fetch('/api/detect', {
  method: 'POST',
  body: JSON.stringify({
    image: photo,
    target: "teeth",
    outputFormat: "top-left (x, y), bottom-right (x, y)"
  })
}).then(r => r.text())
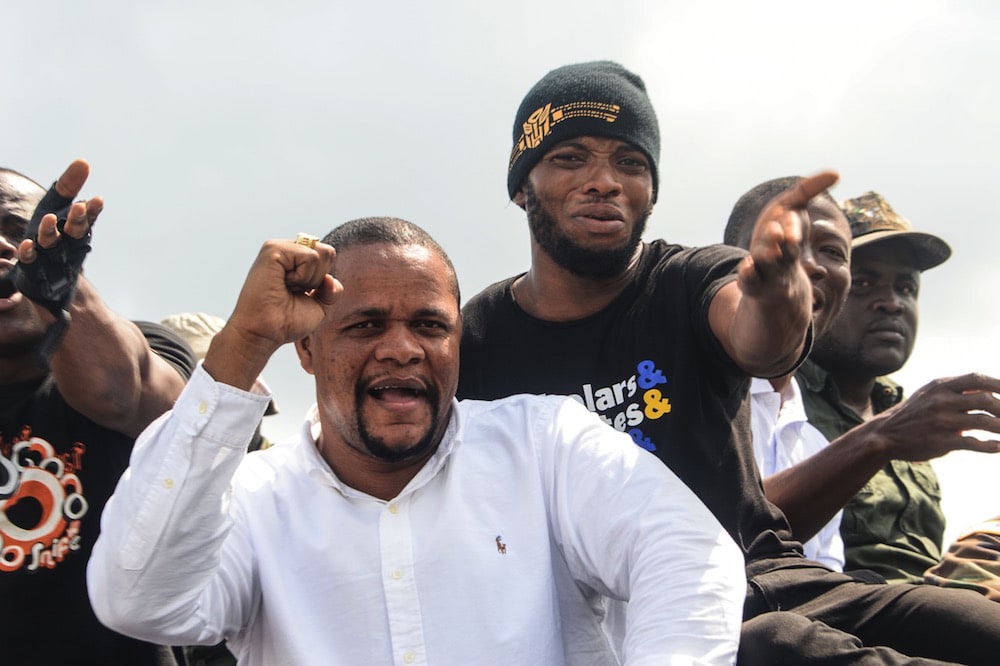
top-left (371, 386), bottom-right (421, 396)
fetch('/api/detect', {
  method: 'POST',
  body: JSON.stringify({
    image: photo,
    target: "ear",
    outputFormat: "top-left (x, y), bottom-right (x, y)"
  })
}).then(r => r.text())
top-left (512, 188), bottom-right (526, 209)
top-left (295, 335), bottom-right (316, 375)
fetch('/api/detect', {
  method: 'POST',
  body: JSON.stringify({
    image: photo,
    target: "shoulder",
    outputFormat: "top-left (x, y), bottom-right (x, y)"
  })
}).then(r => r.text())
top-left (457, 393), bottom-right (602, 438)
top-left (232, 436), bottom-right (303, 489)
top-left (462, 276), bottom-right (518, 315)
top-left (457, 394), bottom-right (635, 459)
top-left (457, 392), bottom-right (577, 424)
top-left (640, 241), bottom-right (742, 297)
top-left (795, 359), bottom-right (831, 395)
top-left (460, 276), bottom-right (520, 341)
top-left (645, 239), bottom-right (745, 267)
top-left (133, 320), bottom-right (197, 380)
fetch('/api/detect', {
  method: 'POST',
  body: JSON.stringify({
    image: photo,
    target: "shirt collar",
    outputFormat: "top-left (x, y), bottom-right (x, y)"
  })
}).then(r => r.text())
top-left (797, 359), bottom-right (904, 414)
top-left (298, 400), bottom-right (462, 501)
top-left (796, 359), bottom-right (833, 396)
top-left (751, 376), bottom-right (807, 425)
top-left (871, 376), bottom-right (904, 412)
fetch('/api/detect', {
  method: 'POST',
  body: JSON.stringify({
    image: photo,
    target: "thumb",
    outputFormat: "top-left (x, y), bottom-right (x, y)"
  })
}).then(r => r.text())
top-left (313, 275), bottom-right (343, 307)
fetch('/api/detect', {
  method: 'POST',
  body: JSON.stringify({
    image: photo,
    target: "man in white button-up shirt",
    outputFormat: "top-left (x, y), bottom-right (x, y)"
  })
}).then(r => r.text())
top-left (87, 217), bottom-right (744, 665)
top-left (748, 376), bottom-right (844, 570)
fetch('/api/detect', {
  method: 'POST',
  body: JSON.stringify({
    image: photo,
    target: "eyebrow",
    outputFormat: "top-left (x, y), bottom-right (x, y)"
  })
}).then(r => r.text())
top-left (1, 213), bottom-right (29, 241)
top-left (548, 139), bottom-right (642, 154)
top-left (548, 140), bottom-right (589, 152)
top-left (348, 306), bottom-right (454, 320)
top-left (812, 228), bottom-right (848, 244)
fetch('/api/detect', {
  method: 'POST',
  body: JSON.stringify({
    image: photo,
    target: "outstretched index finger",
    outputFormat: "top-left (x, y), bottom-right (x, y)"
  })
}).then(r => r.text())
top-left (772, 170), bottom-right (840, 209)
top-left (54, 159), bottom-right (91, 200)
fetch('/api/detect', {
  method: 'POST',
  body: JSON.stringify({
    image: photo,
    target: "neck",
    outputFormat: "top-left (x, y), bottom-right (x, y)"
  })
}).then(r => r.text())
top-left (768, 374), bottom-right (793, 394)
top-left (513, 246), bottom-right (640, 321)
top-left (317, 434), bottom-right (438, 501)
top-left (826, 371), bottom-right (877, 421)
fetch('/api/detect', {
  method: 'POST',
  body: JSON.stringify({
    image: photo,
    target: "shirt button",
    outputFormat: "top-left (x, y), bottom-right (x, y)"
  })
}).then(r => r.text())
top-left (391, 569), bottom-right (403, 580)
top-left (198, 401), bottom-right (208, 414)
top-left (403, 652), bottom-right (416, 664)
top-left (388, 504), bottom-right (399, 514)
top-left (163, 478), bottom-right (174, 489)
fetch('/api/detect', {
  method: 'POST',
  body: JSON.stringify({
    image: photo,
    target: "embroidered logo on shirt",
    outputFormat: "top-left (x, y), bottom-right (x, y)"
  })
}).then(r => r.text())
top-left (496, 535), bottom-right (507, 555)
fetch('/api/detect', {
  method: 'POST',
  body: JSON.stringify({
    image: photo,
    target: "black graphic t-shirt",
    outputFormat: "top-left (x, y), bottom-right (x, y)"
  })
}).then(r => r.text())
top-left (459, 240), bottom-right (807, 571)
top-left (0, 323), bottom-right (191, 665)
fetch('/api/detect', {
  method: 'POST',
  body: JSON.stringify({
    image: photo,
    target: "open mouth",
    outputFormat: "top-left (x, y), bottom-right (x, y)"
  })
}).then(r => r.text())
top-left (0, 270), bottom-right (18, 300)
top-left (370, 386), bottom-right (425, 400)
top-left (367, 378), bottom-right (428, 404)
top-left (574, 204), bottom-right (624, 223)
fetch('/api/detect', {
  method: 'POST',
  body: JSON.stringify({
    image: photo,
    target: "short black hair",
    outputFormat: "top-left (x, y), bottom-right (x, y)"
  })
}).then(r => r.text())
top-left (322, 217), bottom-right (460, 304)
top-left (723, 177), bottom-right (803, 250)
top-left (724, 176), bottom-right (840, 252)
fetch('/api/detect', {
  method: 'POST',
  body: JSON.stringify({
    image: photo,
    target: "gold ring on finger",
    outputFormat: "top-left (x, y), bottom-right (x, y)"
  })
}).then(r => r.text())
top-left (294, 233), bottom-right (319, 249)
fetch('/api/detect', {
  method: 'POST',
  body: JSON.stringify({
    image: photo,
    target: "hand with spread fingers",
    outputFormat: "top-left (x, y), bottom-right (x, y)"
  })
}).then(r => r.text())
top-left (710, 170), bottom-right (841, 378)
top-left (11, 159), bottom-right (105, 363)
top-left (15, 159), bottom-right (103, 302)
top-left (864, 373), bottom-right (1000, 460)
top-left (738, 170), bottom-right (840, 299)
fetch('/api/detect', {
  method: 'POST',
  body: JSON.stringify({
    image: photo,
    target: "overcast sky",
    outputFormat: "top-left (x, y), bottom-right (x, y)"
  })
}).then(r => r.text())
top-left (5, 0), bottom-right (998, 544)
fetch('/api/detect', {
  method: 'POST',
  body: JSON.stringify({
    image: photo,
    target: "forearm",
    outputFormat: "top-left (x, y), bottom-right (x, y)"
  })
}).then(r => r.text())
top-left (88, 366), bottom-right (268, 644)
top-left (735, 304), bottom-right (809, 377)
top-left (764, 425), bottom-right (889, 541)
top-left (202, 324), bottom-right (280, 394)
top-left (712, 280), bottom-right (811, 378)
top-left (550, 403), bottom-right (744, 664)
top-left (620, 461), bottom-right (744, 665)
top-left (49, 277), bottom-right (186, 436)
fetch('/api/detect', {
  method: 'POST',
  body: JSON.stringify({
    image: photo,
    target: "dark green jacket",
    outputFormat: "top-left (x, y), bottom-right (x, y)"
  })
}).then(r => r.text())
top-left (796, 360), bottom-right (945, 584)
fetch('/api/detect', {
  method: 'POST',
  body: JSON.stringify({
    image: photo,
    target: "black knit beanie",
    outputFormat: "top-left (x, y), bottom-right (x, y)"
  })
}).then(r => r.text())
top-left (507, 61), bottom-right (660, 202)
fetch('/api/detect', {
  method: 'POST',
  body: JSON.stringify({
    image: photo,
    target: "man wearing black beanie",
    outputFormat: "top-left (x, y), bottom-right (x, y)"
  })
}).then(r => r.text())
top-left (459, 60), bottom-right (1000, 663)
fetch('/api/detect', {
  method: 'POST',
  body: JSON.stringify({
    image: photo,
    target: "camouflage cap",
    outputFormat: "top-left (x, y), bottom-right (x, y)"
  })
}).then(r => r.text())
top-left (840, 191), bottom-right (951, 271)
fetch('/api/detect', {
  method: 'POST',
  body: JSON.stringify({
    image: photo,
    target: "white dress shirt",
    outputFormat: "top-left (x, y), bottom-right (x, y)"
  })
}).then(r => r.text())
top-left (749, 377), bottom-right (844, 570)
top-left (88, 366), bottom-right (744, 665)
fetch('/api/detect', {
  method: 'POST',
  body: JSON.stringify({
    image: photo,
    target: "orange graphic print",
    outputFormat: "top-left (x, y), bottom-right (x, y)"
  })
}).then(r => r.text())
top-left (0, 436), bottom-right (87, 573)
top-left (508, 100), bottom-right (622, 173)
top-left (522, 103), bottom-right (553, 149)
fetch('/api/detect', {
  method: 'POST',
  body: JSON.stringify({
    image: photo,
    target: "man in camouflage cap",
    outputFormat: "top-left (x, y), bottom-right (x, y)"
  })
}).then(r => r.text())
top-left (799, 190), bottom-right (1000, 584)
top-left (840, 191), bottom-right (950, 269)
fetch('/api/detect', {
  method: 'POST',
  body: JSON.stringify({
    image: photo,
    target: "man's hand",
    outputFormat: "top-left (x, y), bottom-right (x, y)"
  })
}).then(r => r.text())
top-left (766, 372), bottom-right (1000, 541)
top-left (737, 170), bottom-right (839, 298)
top-left (17, 158), bottom-right (103, 266)
top-left (866, 373), bottom-right (1000, 460)
top-left (13, 159), bottom-right (104, 364)
top-left (711, 170), bottom-right (840, 377)
top-left (204, 238), bottom-right (340, 392)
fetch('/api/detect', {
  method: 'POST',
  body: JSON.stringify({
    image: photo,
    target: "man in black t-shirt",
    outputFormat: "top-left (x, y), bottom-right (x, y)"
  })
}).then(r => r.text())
top-left (459, 60), bottom-right (1000, 664)
top-left (0, 161), bottom-right (191, 665)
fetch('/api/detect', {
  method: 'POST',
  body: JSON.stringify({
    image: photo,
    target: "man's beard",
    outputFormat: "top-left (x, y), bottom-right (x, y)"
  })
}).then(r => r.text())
top-left (810, 332), bottom-right (910, 379)
top-left (522, 183), bottom-right (649, 279)
top-left (0, 337), bottom-right (43, 360)
top-left (354, 382), bottom-right (445, 463)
